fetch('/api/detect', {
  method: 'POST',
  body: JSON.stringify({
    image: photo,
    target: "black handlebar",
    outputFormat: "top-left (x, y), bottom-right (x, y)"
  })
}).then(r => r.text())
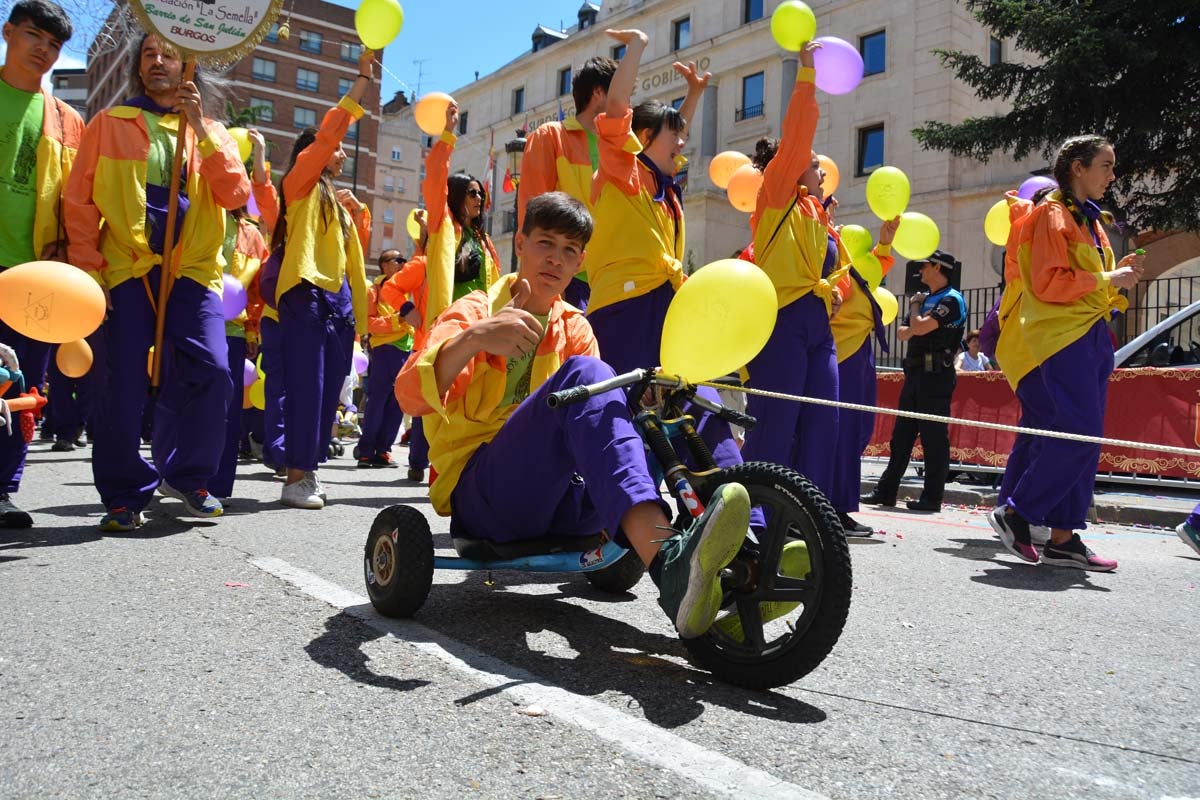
top-left (546, 385), bottom-right (591, 408)
top-left (546, 368), bottom-right (756, 430)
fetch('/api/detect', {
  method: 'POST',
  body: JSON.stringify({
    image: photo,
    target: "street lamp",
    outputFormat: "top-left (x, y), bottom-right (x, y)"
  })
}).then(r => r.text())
top-left (504, 131), bottom-right (526, 273)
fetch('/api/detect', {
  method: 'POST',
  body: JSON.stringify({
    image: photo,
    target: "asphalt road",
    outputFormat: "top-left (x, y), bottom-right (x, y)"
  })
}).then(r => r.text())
top-left (2, 441), bottom-right (1198, 799)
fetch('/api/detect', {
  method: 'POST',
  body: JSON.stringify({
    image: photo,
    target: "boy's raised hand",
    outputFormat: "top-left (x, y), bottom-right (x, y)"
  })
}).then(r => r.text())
top-left (605, 28), bottom-right (648, 48)
top-left (472, 278), bottom-right (543, 358)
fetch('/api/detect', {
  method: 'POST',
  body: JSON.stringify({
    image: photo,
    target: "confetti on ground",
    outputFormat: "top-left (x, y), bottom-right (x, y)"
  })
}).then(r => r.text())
top-left (224, 582), bottom-right (250, 588)
top-left (518, 705), bottom-right (548, 717)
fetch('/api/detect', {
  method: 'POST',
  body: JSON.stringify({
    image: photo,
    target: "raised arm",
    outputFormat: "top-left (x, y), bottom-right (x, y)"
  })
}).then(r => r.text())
top-left (673, 60), bottom-right (711, 135)
top-left (759, 42), bottom-right (821, 213)
top-left (422, 102), bottom-right (458, 234)
top-left (604, 29), bottom-right (648, 122)
top-left (517, 124), bottom-right (559, 230)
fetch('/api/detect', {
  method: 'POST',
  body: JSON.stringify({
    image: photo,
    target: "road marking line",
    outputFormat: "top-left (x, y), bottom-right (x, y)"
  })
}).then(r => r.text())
top-left (252, 556), bottom-right (828, 800)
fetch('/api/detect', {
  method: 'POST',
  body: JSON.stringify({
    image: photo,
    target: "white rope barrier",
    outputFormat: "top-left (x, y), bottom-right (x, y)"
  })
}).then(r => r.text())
top-left (699, 381), bottom-right (1200, 460)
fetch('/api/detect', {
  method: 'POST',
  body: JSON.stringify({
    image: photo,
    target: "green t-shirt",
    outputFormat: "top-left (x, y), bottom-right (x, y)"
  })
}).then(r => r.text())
top-left (0, 73), bottom-right (44, 266)
top-left (501, 312), bottom-right (549, 407)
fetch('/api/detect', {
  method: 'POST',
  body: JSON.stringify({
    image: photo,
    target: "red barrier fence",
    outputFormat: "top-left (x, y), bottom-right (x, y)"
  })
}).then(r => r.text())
top-left (865, 368), bottom-right (1200, 479)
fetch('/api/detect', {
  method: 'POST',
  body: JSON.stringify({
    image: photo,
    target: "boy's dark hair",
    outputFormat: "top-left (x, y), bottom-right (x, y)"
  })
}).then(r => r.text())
top-left (751, 136), bottom-right (778, 171)
top-left (521, 191), bottom-right (593, 246)
top-left (631, 100), bottom-right (685, 147)
top-left (7, 0), bottom-right (71, 42)
top-left (571, 56), bottom-right (617, 114)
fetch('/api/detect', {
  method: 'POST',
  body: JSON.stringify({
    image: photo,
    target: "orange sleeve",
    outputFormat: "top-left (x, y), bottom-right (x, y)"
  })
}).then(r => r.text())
top-left (423, 132), bottom-right (454, 234)
top-left (63, 115), bottom-right (105, 277)
top-left (874, 243), bottom-right (896, 275)
top-left (196, 124), bottom-right (251, 211)
top-left (518, 124), bottom-right (561, 229)
top-left (593, 110), bottom-right (640, 202)
top-left (382, 256), bottom-right (425, 304)
top-left (354, 204), bottom-right (372, 253)
top-left (252, 179), bottom-right (280, 237)
top-left (394, 294), bottom-right (488, 415)
top-left (836, 273), bottom-right (853, 300)
top-left (1029, 204), bottom-right (1101, 304)
top-left (754, 68), bottom-right (817, 229)
top-left (366, 284), bottom-right (397, 335)
top-left (281, 97), bottom-right (361, 205)
top-left (568, 315), bottom-right (601, 359)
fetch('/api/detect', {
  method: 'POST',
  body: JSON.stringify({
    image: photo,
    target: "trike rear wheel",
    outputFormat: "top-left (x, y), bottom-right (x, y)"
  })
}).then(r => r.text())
top-left (584, 550), bottom-right (646, 594)
top-left (683, 462), bottom-right (852, 690)
top-left (363, 504), bottom-right (434, 618)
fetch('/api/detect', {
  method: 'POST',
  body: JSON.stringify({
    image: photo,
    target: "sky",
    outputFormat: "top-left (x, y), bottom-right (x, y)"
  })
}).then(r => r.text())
top-left (2, 0), bottom-right (588, 98)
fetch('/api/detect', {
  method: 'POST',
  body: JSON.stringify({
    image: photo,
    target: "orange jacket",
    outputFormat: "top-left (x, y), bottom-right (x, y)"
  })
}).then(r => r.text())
top-left (381, 254), bottom-right (428, 349)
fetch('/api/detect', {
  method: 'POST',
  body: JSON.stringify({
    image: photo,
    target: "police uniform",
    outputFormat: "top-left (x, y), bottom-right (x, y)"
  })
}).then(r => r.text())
top-left (862, 251), bottom-right (966, 510)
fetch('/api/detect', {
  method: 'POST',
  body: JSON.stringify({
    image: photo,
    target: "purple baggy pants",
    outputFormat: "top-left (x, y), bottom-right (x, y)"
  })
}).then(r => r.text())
top-left (450, 356), bottom-right (667, 544)
top-left (258, 317), bottom-right (285, 470)
top-left (278, 281), bottom-right (354, 473)
top-left (997, 365), bottom-right (1052, 508)
top-left (742, 293), bottom-right (840, 498)
top-left (1007, 320), bottom-right (1112, 530)
top-left (211, 335), bottom-right (247, 498)
top-left (408, 416), bottom-right (429, 471)
top-left (829, 337), bottom-right (876, 513)
top-left (357, 342), bottom-right (409, 459)
top-left (91, 270), bottom-right (231, 511)
top-left (0, 313), bottom-right (52, 494)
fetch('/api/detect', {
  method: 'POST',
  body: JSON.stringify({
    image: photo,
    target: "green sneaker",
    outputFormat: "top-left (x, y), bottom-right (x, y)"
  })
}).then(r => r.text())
top-left (714, 540), bottom-right (811, 643)
top-left (655, 483), bottom-right (750, 639)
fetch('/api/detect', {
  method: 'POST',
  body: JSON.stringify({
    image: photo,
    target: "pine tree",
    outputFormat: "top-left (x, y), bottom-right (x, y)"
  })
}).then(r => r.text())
top-left (912, 0), bottom-right (1200, 234)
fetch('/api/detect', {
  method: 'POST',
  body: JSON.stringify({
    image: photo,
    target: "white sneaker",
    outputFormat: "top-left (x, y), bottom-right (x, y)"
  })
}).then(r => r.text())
top-left (305, 471), bottom-right (327, 501)
top-left (281, 475), bottom-right (324, 509)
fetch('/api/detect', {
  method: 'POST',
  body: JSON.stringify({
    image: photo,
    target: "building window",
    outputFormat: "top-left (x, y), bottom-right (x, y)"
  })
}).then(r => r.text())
top-left (338, 77), bottom-right (354, 96)
top-left (671, 96), bottom-right (685, 110)
top-left (512, 86), bottom-right (525, 115)
top-left (384, 176), bottom-right (394, 192)
top-left (250, 97), bottom-right (274, 123)
top-left (558, 67), bottom-right (572, 97)
top-left (856, 124), bottom-right (885, 175)
top-left (252, 58), bottom-right (276, 82)
top-left (391, 146), bottom-right (402, 161)
top-left (296, 68), bottom-right (319, 92)
top-left (743, 0), bottom-right (763, 23)
top-left (347, 121), bottom-right (358, 140)
top-left (383, 208), bottom-right (394, 224)
top-left (989, 36), bottom-right (1004, 65)
top-left (457, 111), bottom-right (469, 134)
top-left (294, 107), bottom-right (317, 129)
top-left (860, 30), bottom-right (886, 76)
top-left (672, 17), bottom-right (691, 51)
top-left (343, 156), bottom-right (357, 178)
top-left (397, 176), bottom-right (405, 193)
top-left (737, 71), bottom-right (764, 121)
top-left (265, 22), bottom-right (279, 42)
top-left (611, 44), bottom-right (626, 61)
top-left (341, 42), bottom-right (362, 63)
top-left (299, 30), bottom-right (322, 54)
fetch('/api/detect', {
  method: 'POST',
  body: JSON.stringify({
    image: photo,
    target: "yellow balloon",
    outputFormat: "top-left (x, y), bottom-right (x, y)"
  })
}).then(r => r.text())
top-left (414, 92), bottom-right (454, 137)
top-left (818, 154), bottom-right (840, 197)
top-left (355, 0), bottom-right (404, 50)
top-left (891, 211), bottom-right (940, 261)
top-left (661, 259), bottom-right (778, 383)
top-left (708, 150), bottom-right (751, 190)
top-left (227, 127), bottom-right (252, 162)
top-left (873, 286), bottom-right (899, 326)
top-left (984, 198), bottom-right (1011, 246)
top-left (405, 207), bottom-right (422, 242)
top-left (839, 224), bottom-right (873, 259)
top-left (770, 0), bottom-right (817, 51)
top-left (0, 260), bottom-right (106, 344)
top-left (726, 164), bottom-right (764, 213)
top-left (853, 252), bottom-right (883, 291)
top-left (865, 166), bottom-right (910, 220)
top-left (55, 339), bottom-right (93, 378)
top-left (249, 379), bottom-right (266, 410)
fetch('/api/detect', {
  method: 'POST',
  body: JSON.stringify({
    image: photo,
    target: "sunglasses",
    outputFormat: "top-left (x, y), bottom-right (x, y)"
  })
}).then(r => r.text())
top-left (466, 188), bottom-right (484, 199)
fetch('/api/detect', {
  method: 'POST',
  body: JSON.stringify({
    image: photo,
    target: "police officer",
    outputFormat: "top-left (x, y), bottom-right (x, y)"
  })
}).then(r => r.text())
top-left (861, 250), bottom-right (967, 512)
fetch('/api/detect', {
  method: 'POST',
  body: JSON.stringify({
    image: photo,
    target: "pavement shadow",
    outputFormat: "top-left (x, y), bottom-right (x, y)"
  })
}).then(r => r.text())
top-left (969, 565), bottom-right (1111, 593)
top-left (934, 537), bottom-right (1009, 561)
top-left (408, 586), bottom-right (828, 729)
top-left (0, 524), bottom-right (102, 551)
top-left (305, 609), bottom-right (432, 693)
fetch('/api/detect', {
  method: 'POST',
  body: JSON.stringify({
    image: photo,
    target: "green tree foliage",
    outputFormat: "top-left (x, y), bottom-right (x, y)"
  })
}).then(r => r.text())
top-left (913, 0), bottom-right (1200, 234)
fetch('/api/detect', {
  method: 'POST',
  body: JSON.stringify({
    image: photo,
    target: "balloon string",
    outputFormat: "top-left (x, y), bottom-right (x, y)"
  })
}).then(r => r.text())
top-left (374, 57), bottom-right (415, 97)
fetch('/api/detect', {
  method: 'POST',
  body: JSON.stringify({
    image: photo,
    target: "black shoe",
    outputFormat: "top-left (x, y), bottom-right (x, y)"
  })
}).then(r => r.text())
top-left (357, 454), bottom-right (395, 468)
top-left (74, 432), bottom-right (89, 447)
top-left (406, 467), bottom-right (424, 482)
top-left (905, 499), bottom-right (941, 512)
top-left (838, 512), bottom-right (874, 536)
top-left (51, 439), bottom-right (76, 452)
top-left (860, 490), bottom-right (895, 507)
top-left (0, 493), bottom-right (33, 528)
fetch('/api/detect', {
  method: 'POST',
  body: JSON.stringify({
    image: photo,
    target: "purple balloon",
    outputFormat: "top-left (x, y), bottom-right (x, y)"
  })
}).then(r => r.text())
top-left (352, 349), bottom-right (369, 375)
top-left (812, 36), bottom-right (864, 95)
top-left (222, 274), bottom-right (248, 321)
top-left (242, 358), bottom-right (257, 386)
top-left (1017, 175), bottom-right (1058, 201)
top-left (246, 190), bottom-right (260, 218)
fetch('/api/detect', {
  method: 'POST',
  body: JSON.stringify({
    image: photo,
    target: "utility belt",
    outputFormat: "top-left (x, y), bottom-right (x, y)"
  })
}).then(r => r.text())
top-left (903, 349), bottom-right (954, 373)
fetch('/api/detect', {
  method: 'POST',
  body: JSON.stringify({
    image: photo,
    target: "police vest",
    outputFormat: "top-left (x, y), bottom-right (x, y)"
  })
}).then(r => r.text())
top-left (906, 286), bottom-right (967, 361)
